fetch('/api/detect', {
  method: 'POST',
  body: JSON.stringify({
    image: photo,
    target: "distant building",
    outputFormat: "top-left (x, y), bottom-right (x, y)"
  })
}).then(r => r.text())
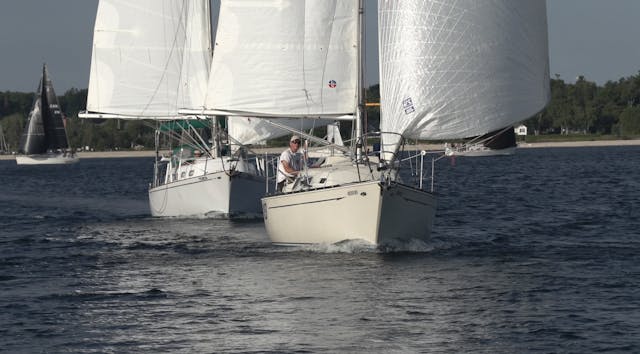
top-left (515, 124), bottom-right (527, 136)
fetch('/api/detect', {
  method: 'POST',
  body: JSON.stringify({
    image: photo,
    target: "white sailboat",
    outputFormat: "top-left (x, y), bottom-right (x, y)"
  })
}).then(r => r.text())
top-left (187, 0), bottom-right (395, 244)
top-left (80, 0), bottom-right (267, 218)
top-left (176, 0), bottom-right (372, 243)
top-left (261, 0), bottom-right (550, 245)
top-left (0, 124), bottom-right (10, 154)
top-left (16, 64), bottom-right (79, 165)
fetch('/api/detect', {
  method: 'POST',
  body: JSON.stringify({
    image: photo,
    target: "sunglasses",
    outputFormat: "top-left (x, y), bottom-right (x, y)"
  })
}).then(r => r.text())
top-left (291, 140), bottom-right (301, 144)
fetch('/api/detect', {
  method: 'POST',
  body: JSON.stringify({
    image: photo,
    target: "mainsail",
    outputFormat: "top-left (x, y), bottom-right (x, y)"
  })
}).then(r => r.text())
top-left (84, 0), bottom-right (211, 119)
top-left (378, 0), bottom-right (551, 160)
top-left (203, 0), bottom-right (359, 119)
top-left (19, 64), bottom-right (70, 155)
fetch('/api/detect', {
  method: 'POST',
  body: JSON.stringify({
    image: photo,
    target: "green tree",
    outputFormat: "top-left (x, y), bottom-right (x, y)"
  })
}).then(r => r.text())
top-left (570, 76), bottom-right (598, 133)
top-left (0, 91), bottom-right (33, 118)
top-left (618, 105), bottom-right (640, 135)
top-left (544, 78), bottom-right (571, 134)
top-left (591, 82), bottom-right (622, 134)
top-left (59, 88), bottom-right (88, 118)
top-left (0, 113), bottom-right (26, 151)
top-left (365, 84), bottom-right (380, 132)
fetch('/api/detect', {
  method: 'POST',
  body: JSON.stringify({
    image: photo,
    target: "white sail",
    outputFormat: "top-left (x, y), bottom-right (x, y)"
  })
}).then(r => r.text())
top-left (86, 0), bottom-right (211, 119)
top-left (205, 0), bottom-right (358, 118)
top-left (378, 0), bottom-right (550, 159)
top-left (227, 116), bottom-right (329, 146)
top-left (326, 123), bottom-right (344, 146)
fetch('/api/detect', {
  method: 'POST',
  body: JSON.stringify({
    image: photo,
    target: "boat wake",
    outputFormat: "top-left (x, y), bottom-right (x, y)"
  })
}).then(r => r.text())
top-left (293, 237), bottom-right (450, 254)
top-left (297, 239), bottom-right (378, 253)
top-left (159, 211), bottom-right (263, 220)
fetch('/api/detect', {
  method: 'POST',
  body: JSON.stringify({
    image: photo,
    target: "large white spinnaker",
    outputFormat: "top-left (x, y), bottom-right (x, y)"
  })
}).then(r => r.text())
top-left (85, 0), bottom-right (211, 119)
top-left (203, 0), bottom-right (358, 119)
top-left (378, 0), bottom-right (551, 162)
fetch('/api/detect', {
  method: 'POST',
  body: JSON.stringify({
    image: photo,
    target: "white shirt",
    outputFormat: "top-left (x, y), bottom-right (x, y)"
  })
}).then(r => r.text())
top-left (277, 148), bottom-right (304, 183)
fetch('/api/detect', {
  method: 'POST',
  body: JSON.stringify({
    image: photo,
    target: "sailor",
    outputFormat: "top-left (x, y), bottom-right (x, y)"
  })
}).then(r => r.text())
top-left (277, 135), bottom-right (305, 192)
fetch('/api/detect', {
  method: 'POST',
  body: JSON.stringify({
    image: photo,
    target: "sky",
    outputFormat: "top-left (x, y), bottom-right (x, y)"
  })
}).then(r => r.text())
top-left (1, 0), bottom-right (639, 93)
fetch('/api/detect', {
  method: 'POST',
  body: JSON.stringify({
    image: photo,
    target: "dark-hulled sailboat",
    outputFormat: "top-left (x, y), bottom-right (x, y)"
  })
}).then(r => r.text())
top-left (445, 127), bottom-right (518, 157)
top-left (16, 64), bottom-right (78, 165)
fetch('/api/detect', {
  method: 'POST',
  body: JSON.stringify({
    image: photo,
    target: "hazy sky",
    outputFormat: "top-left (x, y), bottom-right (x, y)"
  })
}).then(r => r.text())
top-left (1, 0), bottom-right (639, 93)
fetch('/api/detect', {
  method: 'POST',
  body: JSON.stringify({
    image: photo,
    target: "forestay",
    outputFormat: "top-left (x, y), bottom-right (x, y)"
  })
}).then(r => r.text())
top-left (378, 0), bottom-right (550, 160)
top-left (85, 0), bottom-right (211, 119)
top-left (205, 0), bottom-right (359, 118)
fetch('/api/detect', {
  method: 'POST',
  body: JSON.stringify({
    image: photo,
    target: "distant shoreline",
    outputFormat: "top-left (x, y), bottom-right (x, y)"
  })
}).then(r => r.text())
top-left (2, 139), bottom-right (639, 160)
top-left (517, 139), bottom-right (640, 148)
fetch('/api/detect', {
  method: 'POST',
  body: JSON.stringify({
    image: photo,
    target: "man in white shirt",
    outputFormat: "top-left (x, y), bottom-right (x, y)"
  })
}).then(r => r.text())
top-left (277, 135), bottom-right (305, 192)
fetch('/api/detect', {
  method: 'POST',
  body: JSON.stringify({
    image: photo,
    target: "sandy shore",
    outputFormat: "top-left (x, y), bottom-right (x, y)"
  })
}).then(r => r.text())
top-left (2, 139), bottom-right (639, 160)
top-left (517, 139), bottom-right (640, 148)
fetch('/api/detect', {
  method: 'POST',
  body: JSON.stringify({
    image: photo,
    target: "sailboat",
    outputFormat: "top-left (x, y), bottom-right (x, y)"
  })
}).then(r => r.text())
top-left (0, 124), bottom-right (9, 154)
top-left (444, 127), bottom-right (518, 157)
top-left (80, 0), bottom-right (269, 218)
top-left (187, 0), bottom-right (403, 244)
top-left (256, 0), bottom-right (548, 245)
top-left (16, 64), bottom-right (79, 165)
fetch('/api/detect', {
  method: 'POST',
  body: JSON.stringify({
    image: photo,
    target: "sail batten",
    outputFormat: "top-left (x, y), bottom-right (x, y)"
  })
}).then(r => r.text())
top-left (379, 0), bottom-right (551, 158)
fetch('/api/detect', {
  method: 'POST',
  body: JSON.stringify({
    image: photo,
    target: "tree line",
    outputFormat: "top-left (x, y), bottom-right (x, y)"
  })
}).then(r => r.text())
top-left (1, 72), bottom-right (639, 152)
top-left (0, 88), bottom-right (154, 152)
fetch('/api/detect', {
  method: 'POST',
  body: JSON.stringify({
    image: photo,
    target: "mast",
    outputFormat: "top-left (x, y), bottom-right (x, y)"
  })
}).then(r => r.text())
top-left (40, 65), bottom-right (50, 151)
top-left (211, 115), bottom-right (219, 158)
top-left (355, 0), bottom-right (365, 161)
top-left (206, 0), bottom-right (216, 158)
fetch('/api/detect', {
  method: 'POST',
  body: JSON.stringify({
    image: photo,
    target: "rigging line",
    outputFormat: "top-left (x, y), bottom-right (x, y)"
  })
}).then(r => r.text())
top-left (144, 120), bottom-right (208, 155)
top-left (261, 119), bottom-right (351, 155)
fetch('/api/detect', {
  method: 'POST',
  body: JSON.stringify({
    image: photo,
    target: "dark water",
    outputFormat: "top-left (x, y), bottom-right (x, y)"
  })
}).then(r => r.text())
top-left (1, 147), bottom-right (639, 353)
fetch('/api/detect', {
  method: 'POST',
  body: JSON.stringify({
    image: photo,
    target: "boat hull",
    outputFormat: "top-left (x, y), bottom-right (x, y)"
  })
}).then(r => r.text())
top-left (149, 171), bottom-right (266, 218)
top-left (16, 154), bottom-right (79, 165)
top-left (261, 180), bottom-right (436, 246)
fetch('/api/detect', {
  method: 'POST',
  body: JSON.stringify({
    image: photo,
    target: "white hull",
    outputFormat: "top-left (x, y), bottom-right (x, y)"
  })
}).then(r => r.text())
top-left (16, 153), bottom-right (79, 165)
top-left (445, 145), bottom-right (516, 157)
top-left (149, 171), bottom-right (265, 218)
top-left (149, 156), bottom-right (266, 218)
top-left (262, 180), bottom-right (436, 246)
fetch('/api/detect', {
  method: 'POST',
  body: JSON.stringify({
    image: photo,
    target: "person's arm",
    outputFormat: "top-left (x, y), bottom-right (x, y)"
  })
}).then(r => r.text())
top-left (281, 160), bottom-right (300, 175)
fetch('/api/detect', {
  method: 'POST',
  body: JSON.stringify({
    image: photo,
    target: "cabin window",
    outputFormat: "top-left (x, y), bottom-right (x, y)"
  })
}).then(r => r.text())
top-left (189, 170), bottom-right (195, 177)
top-left (180, 172), bottom-right (186, 178)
